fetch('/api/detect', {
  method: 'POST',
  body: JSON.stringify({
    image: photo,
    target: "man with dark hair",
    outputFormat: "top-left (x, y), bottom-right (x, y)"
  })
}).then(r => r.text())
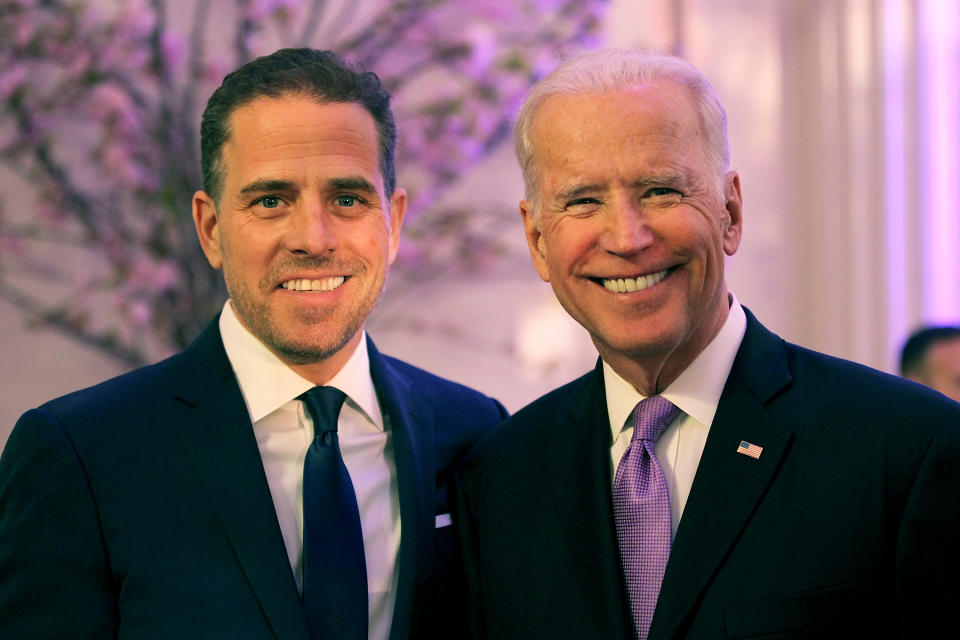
top-left (0, 48), bottom-right (506, 639)
top-left (199, 48), bottom-right (399, 205)
top-left (456, 48), bottom-right (960, 639)
top-left (900, 325), bottom-right (960, 402)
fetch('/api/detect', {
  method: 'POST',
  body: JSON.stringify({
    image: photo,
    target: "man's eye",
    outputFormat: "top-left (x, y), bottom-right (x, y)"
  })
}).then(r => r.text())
top-left (337, 195), bottom-right (358, 207)
top-left (647, 188), bottom-right (679, 197)
top-left (567, 197), bottom-right (600, 207)
top-left (257, 195), bottom-right (281, 208)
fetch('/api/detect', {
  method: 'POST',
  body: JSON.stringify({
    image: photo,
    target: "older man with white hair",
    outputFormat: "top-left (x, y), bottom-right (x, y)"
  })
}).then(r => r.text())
top-left (456, 48), bottom-right (960, 640)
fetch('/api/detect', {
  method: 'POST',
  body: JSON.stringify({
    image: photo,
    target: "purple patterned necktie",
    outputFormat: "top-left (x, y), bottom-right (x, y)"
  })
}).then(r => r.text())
top-left (613, 395), bottom-right (681, 640)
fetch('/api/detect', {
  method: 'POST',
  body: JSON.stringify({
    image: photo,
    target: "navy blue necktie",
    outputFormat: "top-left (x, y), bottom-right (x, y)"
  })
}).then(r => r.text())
top-left (300, 387), bottom-right (368, 640)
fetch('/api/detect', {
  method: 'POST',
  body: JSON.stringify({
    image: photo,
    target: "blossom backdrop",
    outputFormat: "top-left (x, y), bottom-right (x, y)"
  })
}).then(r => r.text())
top-left (0, 0), bottom-right (606, 364)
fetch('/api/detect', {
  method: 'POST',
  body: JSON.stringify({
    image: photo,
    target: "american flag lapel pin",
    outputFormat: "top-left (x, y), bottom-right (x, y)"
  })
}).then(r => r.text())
top-left (737, 440), bottom-right (763, 459)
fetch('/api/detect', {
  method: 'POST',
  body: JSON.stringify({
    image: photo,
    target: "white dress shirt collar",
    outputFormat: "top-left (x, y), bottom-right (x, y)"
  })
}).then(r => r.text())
top-left (218, 301), bottom-right (383, 429)
top-left (604, 293), bottom-right (748, 439)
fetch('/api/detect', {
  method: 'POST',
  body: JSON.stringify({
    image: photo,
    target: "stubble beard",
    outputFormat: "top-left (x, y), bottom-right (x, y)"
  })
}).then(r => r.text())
top-left (226, 257), bottom-right (387, 366)
top-left (264, 305), bottom-right (360, 365)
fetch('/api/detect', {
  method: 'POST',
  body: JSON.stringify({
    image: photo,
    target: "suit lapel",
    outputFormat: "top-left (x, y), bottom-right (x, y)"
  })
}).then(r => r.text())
top-left (545, 364), bottom-right (635, 638)
top-left (169, 320), bottom-right (308, 640)
top-left (650, 310), bottom-right (795, 639)
top-left (366, 338), bottom-right (434, 640)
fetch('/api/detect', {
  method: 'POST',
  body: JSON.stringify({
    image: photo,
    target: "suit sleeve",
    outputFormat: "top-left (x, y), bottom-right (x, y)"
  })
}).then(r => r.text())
top-left (895, 404), bottom-right (960, 637)
top-left (0, 408), bottom-right (118, 639)
top-left (453, 459), bottom-right (487, 640)
top-left (493, 399), bottom-right (509, 422)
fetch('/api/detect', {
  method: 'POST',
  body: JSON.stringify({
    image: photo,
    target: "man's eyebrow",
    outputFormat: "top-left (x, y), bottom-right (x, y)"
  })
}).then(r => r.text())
top-left (328, 176), bottom-right (378, 194)
top-left (553, 183), bottom-right (607, 201)
top-left (633, 171), bottom-right (687, 189)
top-left (631, 171), bottom-right (689, 190)
top-left (240, 179), bottom-right (295, 194)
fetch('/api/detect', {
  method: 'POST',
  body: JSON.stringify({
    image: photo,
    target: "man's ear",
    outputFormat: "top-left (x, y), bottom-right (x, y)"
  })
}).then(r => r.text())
top-left (721, 171), bottom-right (743, 256)
top-left (519, 199), bottom-right (550, 282)
top-left (192, 190), bottom-right (223, 270)
top-left (386, 187), bottom-right (407, 265)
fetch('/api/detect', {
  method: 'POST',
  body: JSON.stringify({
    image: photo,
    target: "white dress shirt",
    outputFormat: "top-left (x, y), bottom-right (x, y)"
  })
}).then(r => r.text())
top-left (219, 302), bottom-right (400, 640)
top-left (605, 294), bottom-right (747, 539)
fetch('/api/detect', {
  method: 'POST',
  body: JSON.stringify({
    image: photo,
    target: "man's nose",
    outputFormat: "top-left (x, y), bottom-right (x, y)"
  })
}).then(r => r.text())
top-left (285, 201), bottom-right (339, 256)
top-left (598, 200), bottom-right (655, 255)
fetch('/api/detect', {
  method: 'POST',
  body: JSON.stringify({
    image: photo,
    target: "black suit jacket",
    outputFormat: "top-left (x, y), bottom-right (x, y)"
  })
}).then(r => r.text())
top-left (456, 309), bottom-right (960, 639)
top-left (0, 319), bottom-right (507, 639)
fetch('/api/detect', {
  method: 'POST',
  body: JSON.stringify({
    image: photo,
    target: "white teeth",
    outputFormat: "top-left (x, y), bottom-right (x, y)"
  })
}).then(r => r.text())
top-left (280, 276), bottom-right (346, 292)
top-left (602, 268), bottom-right (669, 293)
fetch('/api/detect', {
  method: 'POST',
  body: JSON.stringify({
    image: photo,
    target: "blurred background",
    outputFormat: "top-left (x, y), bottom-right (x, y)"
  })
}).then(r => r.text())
top-left (2, 0), bottom-right (958, 446)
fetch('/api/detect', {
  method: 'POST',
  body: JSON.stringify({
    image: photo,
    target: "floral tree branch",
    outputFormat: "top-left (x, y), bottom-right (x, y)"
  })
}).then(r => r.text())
top-left (296, 0), bottom-right (327, 46)
top-left (0, 0), bottom-right (607, 365)
top-left (0, 280), bottom-right (148, 364)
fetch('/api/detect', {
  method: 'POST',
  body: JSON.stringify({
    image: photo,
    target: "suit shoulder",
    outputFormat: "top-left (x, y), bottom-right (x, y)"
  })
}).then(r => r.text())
top-left (463, 369), bottom-right (596, 467)
top-left (24, 319), bottom-right (228, 426)
top-left (31, 356), bottom-right (176, 415)
top-left (510, 369), bottom-right (597, 423)
top-left (2, 353), bottom-right (195, 499)
top-left (375, 354), bottom-right (508, 471)
top-left (787, 340), bottom-right (953, 402)
top-left (778, 340), bottom-right (960, 438)
top-left (740, 311), bottom-right (959, 429)
top-left (9, 350), bottom-right (196, 455)
top-left (380, 353), bottom-right (506, 415)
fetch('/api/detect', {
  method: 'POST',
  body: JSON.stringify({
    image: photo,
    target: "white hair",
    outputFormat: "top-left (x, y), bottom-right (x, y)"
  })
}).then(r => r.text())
top-left (514, 48), bottom-right (730, 209)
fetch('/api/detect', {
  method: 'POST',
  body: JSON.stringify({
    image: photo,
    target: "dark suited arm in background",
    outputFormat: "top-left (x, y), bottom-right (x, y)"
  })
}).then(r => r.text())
top-left (452, 468), bottom-right (485, 640)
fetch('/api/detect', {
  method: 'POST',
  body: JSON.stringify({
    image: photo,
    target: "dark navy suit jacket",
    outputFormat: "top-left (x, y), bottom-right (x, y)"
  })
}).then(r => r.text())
top-left (457, 309), bottom-right (960, 639)
top-left (0, 319), bottom-right (507, 639)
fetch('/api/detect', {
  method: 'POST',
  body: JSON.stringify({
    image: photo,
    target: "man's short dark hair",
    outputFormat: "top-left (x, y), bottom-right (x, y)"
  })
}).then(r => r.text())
top-left (200, 48), bottom-right (397, 204)
top-left (899, 325), bottom-right (960, 377)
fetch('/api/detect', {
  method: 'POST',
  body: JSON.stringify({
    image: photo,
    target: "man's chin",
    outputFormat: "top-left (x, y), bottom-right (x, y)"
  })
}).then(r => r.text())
top-left (590, 325), bottom-right (682, 361)
top-left (270, 333), bottom-right (356, 365)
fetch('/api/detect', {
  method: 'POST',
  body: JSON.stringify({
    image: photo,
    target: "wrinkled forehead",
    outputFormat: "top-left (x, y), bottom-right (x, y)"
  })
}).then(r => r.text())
top-left (530, 87), bottom-right (704, 174)
top-left (528, 84), bottom-right (701, 156)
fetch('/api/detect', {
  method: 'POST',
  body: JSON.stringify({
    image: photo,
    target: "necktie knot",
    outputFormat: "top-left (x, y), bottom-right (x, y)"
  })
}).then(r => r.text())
top-left (632, 395), bottom-right (680, 443)
top-left (300, 386), bottom-right (346, 437)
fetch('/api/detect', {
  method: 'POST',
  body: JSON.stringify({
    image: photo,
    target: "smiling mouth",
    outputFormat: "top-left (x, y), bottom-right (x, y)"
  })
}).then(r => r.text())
top-left (598, 267), bottom-right (674, 293)
top-left (279, 277), bottom-right (346, 292)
